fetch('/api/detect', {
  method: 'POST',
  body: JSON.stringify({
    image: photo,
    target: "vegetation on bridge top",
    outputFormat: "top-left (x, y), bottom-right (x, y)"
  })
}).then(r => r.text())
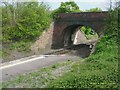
top-left (51, 1), bottom-right (102, 20)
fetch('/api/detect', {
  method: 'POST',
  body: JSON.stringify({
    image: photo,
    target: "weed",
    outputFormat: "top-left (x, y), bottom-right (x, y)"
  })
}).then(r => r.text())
top-left (52, 65), bottom-right (56, 69)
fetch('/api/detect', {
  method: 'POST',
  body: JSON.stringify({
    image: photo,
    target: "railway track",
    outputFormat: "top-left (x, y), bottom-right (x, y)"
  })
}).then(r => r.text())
top-left (45, 44), bottom-right (90, 55)
top-left (45, 48), bottom-right (70, 55)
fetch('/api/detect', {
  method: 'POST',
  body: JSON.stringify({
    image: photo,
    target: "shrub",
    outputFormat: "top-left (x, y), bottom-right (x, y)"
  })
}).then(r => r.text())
top-left (2, 2), bottom-right (52, 43)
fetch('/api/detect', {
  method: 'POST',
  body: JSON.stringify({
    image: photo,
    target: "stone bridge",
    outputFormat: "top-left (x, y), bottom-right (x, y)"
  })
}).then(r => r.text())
top-left (51, 11), bottom-right (108, 49)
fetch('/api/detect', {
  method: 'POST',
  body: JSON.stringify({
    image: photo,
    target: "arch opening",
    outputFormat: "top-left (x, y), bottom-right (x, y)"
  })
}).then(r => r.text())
top-left (61, 25), bottom-right (99, 57)
top-left (62, 25), bottom-right (99, 48)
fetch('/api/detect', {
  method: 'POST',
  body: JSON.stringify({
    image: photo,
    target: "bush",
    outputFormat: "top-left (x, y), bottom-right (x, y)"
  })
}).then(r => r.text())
top-left (51, 1), bottom-right (81, 19)
top-left (2, 2), bottom-right (52, 43)
top-left (10, 41), bottom-right (32, 52)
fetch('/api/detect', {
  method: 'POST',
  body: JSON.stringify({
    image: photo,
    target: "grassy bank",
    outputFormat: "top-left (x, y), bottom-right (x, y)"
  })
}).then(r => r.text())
top-left (48, 35), bottom-right (118, 88)
top-left (47, 8), bottom-right (119, 88)
top-left (2, 41), bottom-right (34, 62)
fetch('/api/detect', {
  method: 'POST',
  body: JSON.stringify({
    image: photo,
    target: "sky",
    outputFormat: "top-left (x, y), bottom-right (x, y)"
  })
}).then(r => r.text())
top-left (41, 0), bottom-right (118, 11)
top-left (1, 0), bottom-right (118, 11)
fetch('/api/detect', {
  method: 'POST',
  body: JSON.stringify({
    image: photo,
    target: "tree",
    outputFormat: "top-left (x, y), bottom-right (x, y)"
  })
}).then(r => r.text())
top-left (52, 1), bottom-right (81, 19)
top-left (59, 1), bottom-right (80, 13)
top-left (86, 8), bottom-right (102, 12)
top-left (80, 26), bottom-right (95, 35)
top-left (2, 1), bottom-right (52, 43)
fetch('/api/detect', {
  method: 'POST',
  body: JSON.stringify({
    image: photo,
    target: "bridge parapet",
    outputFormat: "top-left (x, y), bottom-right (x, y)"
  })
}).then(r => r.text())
top-left (58, 12), bottom-right (108, 21)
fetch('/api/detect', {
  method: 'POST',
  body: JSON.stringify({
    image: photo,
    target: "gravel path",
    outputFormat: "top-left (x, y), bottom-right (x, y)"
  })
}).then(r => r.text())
top-left (1, 55), bottom-right (80, 82)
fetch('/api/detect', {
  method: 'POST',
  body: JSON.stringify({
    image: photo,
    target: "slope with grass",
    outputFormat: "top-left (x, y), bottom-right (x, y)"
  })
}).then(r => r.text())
top-left (48, 35), bottom-right (118, 88)
top-left (47, 8), bottom-right (119, 88)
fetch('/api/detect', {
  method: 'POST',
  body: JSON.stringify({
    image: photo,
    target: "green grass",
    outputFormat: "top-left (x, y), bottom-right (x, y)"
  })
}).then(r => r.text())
top-left (2, 34), bottom-right (118, 88)
top-left (2, 49), bottom-right (10, 60)
top-left (10, 41), bottom-right (32, 52)
top-left (47, 35), bottom-right (118, 88)
top-left (2, 60), bottom-right (75, 88)
top-left (2, 41), bottom-right (33, 61)
top-left (0, 50), bottom-right (2, 59)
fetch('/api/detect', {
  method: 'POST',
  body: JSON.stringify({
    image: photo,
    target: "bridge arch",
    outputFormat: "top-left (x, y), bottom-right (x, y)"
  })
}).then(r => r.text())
top-left (51, 12), bottom-right (108, 49)
top-left (61, 24), bottom-right (80, 47)
top-left (61, 24), bottom-right (97, 47)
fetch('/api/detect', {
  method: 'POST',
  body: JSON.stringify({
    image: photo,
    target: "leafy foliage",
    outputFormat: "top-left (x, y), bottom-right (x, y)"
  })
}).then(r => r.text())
top-left (2, 2), bottom-right (52, 43)
top-left (80, 26), bottom-right (98, 40)
top-left (86, 8), bottom-right (102, 12)
top-left (79, 8), bottom-right (102, 39)
top-left (10, 41), bottom-right (32, 52)
top-left (80, 26), bottom-right (96, 35)
top-left (105, 8), bottom-right (119, 39)
top-left (51, 1), bottom-right (81, 19)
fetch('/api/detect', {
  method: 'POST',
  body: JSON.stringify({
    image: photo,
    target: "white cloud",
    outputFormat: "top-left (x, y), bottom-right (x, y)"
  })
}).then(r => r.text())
top-left (1, 0), bottom-right (119, 2)
top-left (40, 0), bottom-right (118, 3)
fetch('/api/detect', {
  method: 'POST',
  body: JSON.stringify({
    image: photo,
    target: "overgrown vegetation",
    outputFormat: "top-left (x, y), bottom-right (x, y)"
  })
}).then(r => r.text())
top-left (2, 2), bottom-right (51, 43)
top-left (2, 1), bottom-right (52, 61)
top-left (47, 6), bottom-right (119, 88)
top-left (51, 1), bottom-right (81, 19)
top-left (80, 26), bottom-right (98, 40)
top-left (86, 7), bottom-right (102, 12)
top-left (48, 35), bottom-right (118, 88)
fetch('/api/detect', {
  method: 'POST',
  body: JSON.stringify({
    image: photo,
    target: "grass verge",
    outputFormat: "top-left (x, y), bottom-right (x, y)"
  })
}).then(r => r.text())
top-left (2, 34), bottom-right (118, 88)
top-left (47, 35), bottom-right (118, 88)
top-left (2, 60), bottom-right (77, 88)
